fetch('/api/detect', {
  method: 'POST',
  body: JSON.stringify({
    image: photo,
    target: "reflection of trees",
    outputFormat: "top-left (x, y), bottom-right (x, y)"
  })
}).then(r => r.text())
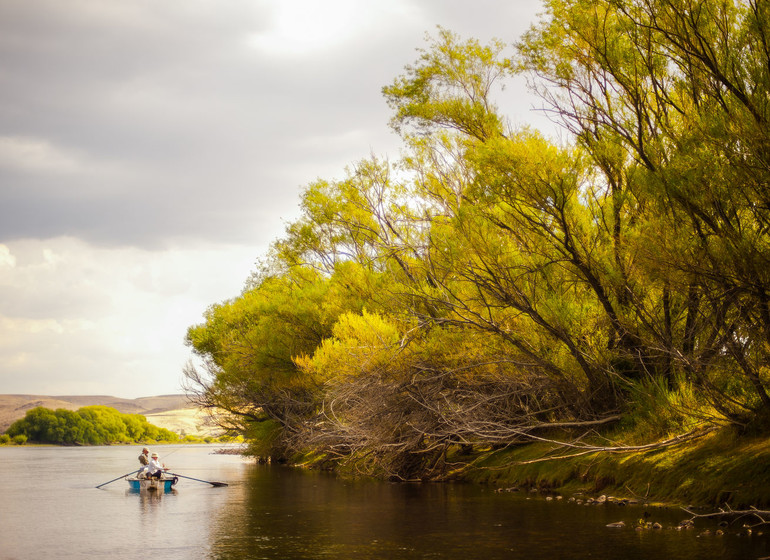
top-left (206, 466), bottom-right (478, 559)
top-left (208, 467), bottom-right (739, 559)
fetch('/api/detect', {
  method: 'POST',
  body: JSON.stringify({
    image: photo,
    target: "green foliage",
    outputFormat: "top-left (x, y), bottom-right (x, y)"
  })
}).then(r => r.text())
top-left (186, 9), bottom-right (770, 479)
top-left (517, 0), bottom-right (770, 422)
top-left (383, 26), bottom-right (512, 140)
top-left (241, 419), bottom-right (283, 459)
top-left (618, 375), bottom-right (718, 445)
top-left (468, 427), bottom-right (770, 508)
top-left (5, 406), bottom-right (178, 445)
top-left (185, 265), bottom-right (373, 429)
top-left (296, 310), bottom-right (402, 383)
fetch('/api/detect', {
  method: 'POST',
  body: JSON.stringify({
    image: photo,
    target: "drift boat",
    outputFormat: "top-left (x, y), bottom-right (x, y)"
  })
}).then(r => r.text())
top-left (126, 474), bottom-right (179, 492)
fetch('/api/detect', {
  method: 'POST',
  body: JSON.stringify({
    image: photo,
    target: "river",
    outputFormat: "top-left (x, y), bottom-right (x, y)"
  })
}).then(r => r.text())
top-left (0, 445), bottom-right (767, 559)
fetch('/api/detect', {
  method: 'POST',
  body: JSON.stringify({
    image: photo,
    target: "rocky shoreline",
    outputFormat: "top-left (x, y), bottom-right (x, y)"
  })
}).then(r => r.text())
top-left (494, 485), bottom-right (770, 540)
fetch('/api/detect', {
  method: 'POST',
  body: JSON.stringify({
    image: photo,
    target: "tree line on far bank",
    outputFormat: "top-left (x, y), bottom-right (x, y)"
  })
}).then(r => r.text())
top-left (1, 405), bottom-right (233, 445)
top-left (185, 0), bottom-right (770, 480)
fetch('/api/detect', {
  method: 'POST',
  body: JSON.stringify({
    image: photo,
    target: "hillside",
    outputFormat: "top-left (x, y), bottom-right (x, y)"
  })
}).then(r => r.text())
top-left (0, 394), bottom-right (223, 436)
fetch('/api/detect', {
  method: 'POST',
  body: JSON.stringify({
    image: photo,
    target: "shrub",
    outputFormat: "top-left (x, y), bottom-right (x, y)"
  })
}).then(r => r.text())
top-left (6, 406), bottom-right (180, 445)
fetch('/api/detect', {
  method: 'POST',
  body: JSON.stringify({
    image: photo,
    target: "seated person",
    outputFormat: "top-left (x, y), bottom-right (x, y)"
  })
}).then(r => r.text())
top-left (137, 447), bottom-right (150, 477)
top-left (146, 452), bottom-right (168, 479)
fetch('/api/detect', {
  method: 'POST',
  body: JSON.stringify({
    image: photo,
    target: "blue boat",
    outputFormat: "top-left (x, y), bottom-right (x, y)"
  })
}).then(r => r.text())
top-left (126, 475), bottom-right (178, 492)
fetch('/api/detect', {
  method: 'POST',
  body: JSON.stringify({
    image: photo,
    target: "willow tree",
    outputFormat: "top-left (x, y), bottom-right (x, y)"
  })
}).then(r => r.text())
top-left (518, 0), bottom-right (770, 427)
top-left (382, 28), bottom-right (636, 415)
top-left (186, 4), bottom-right (770, 474)
top-left (274, 28), bottom-right (637, 480)
top-left (184, 262), bottom-right (382, 455)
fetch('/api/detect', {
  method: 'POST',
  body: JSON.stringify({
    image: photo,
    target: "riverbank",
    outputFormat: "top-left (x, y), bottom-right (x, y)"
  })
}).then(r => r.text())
top-left (295, 424), bottom-right (770, 510)
top-left (458, 426), bottom-right (770, 509)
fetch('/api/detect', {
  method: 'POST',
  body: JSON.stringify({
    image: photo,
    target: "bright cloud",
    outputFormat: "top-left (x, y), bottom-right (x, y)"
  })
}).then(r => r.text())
top-left (0, 237), bottom-right (259, 396)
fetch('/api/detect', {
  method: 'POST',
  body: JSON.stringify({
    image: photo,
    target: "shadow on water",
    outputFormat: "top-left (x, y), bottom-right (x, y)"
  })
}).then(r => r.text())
top-left (208, 465), bottom-right (770, 560)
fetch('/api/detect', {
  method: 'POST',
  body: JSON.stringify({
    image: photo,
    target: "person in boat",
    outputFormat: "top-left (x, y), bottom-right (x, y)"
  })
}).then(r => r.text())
top-left (146, 452), bottom-right (169, 479)
top-left (138, 447), bottom-right (150, 467)
top-left (137, 448), bottom-right (151, 478)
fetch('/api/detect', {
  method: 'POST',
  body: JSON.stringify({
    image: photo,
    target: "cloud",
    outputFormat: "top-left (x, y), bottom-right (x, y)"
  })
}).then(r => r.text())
top-left (0, 0), bottom-right (420, 249)
top-left (0, 0), bottom-right (549, 397)
top-left (0, 136), bottom-right (85, 174)
top-left (0, 0), bottom-right (548, 247)
top-left (0, 237), bottom-right (260, 396)
top-left (0, 244), bottom-right (17, 268)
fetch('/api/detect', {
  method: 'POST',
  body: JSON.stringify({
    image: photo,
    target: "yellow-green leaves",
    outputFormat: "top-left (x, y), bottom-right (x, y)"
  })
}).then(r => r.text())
top-left (296, 311), bottom-right (402, 383)
top-left (188, 9), bottom-right (770, 469)
top-left (383, 27), bottom-right (512, 141)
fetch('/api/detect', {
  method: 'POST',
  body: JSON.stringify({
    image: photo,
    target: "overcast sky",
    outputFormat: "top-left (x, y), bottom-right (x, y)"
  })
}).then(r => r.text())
top-left (0, 0), bottom-right (549, 399)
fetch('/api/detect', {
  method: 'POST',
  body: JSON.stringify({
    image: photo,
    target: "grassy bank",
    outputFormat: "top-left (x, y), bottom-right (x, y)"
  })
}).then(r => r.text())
top-left (289, 419), bottom-right (770, 509)
top-left (458, 427), bottom-right (770, 509)
top-left (277, 377), bottom-right (770, 510)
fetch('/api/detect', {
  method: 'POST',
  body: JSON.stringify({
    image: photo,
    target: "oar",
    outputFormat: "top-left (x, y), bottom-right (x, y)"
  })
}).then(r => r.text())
top-left (96, 469), bottom-right (140, 489)
top-left (168, 472), bottom-right (228, 487)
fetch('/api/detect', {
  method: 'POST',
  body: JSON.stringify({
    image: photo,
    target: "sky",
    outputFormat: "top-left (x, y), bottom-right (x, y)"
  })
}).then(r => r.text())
top-left (0, 0), bottom-right (550, 399)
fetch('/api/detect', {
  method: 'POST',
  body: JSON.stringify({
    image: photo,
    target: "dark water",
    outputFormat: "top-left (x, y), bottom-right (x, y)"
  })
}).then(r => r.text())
top-left (1, 445), bottom-right (767, 559)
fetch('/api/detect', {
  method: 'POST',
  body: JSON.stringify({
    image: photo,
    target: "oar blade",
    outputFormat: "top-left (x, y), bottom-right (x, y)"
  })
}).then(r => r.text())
top-left (168, 472), bottom-right (228, 487)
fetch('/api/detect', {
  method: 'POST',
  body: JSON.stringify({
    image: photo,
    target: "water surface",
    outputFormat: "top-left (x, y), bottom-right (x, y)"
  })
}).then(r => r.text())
top-left (1, 445), bottom-right (767, 559)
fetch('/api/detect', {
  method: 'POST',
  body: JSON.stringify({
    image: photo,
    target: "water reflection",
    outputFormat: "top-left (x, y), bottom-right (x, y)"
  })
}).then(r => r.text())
top-left (0, 445), bottom-right (244, 560)
top-left (128, 487), bottom-right (176, 507)
top-left (208, 465), bottom-right (770, 560)
top-left (1, 446), bottom-right (769, 560)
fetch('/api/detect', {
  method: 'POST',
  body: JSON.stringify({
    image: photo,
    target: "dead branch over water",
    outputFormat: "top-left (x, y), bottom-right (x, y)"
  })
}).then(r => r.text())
top-left (683, 505), bottom-right (770, 528)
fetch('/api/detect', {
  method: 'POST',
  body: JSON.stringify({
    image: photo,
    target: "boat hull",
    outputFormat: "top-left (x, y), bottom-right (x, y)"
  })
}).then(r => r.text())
top-left (127, 476), bottom-right (177, 492)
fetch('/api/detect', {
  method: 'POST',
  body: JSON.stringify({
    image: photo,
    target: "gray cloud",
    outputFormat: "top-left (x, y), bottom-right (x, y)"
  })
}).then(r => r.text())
top-left (0, 0), bottom-right (544, 249)
top-left (0, 1), bottom-right (391, 247)
top-left (0, 0), bottom-right (547, 397)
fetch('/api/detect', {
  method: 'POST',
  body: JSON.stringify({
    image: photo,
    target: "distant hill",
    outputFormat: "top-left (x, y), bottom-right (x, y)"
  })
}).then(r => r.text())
top-left (0, 394), bottom-right (223, 436)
